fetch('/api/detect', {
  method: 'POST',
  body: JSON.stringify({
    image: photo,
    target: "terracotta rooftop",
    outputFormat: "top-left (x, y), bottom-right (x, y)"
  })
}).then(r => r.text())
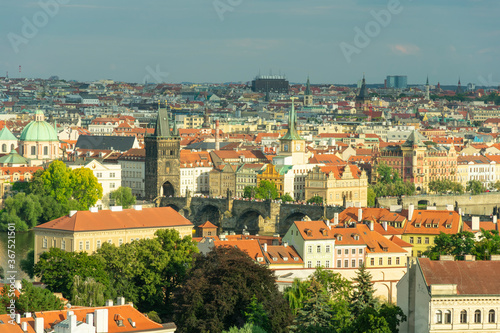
top-left (35, 207), bottom-right (193, 232)
top-left (419, 258), bottom-right (500, 295)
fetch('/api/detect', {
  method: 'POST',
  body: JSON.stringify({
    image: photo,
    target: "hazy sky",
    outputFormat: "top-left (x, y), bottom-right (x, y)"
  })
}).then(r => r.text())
top-left (1, 0), bottom-right (499, 85)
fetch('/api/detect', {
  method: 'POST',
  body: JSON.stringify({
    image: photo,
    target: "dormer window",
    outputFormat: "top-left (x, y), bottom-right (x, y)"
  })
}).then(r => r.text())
top-left (433, 224), bottom-right (438, 228)
top-left (337, 235), bottom-right (343, 241)
top-left (305, 229), bottom-right (312, 236)
top-left (425, 224), bottom-right (431, 228)
top-left (415, 223), bottom-right (421, 228)
top-left (445, 224), bottom-right (452, 229)
top-left (256, 257), bottom-right (263, 262)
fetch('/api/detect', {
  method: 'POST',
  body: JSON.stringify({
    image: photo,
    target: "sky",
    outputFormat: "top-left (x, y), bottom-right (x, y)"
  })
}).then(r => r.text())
top-left (1, 0), bottom-right (499, 85)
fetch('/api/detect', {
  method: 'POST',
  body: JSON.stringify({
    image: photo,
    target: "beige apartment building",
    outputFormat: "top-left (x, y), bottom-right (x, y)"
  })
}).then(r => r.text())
top-left (33, 206), bottom-right (194, 262)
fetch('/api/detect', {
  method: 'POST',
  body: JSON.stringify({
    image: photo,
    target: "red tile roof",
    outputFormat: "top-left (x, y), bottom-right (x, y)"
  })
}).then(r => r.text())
top-left (419, 258), bottom-right (500, 295)
top-left (404, 210), bottom-right (461, 235)
top-left (35, 207), bottom-right (193, 232)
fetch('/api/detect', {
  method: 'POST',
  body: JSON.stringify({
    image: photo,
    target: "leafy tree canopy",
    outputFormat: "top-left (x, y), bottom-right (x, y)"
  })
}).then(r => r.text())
top-left (109, 186), bottom-right (136, 208)
top-left (467, 180), bottom-right (486, 195)
top-left (307, 195), bottom-right (323, 205)
top-left (281, 193), bottom-right (294, 203)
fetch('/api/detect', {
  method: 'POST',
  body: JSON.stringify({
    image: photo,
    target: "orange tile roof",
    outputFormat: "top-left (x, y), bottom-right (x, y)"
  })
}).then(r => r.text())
top-left (389, 235), bottom-right (413, 248)
top-left (354, 224), bottom-right (406, 254)
top-left (198, 221), bottom-right (218, 229)
top-left (294, 220), bottom-right (334, 240)
top-left (213, 239), bottom-right (266, 264)
top-left (35, 207), bottom-right (193, 232)
top-left (263, 245), bottom-right (303, 264)
top-left (403, 210), bottom-right (461, 235)
top-left (462, 220), bottom-right (498, 233)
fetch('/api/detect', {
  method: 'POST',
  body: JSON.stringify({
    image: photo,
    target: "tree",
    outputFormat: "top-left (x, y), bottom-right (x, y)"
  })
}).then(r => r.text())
top-left (34, 248), bottom-right (110, 298)
top-left (222, 323), bottom-right (267, 333)
top-left (467, 180), bottom-right (485, 195)
top-left (244, 295), bottom-right (271, 332)
top-left (173, 246), bottom-right (292, 333)
top-left (243, 186), bottom-right (255, 199)
top-left (0, 193), bottom-right (42, 231)
top-left (281, 193), bottom-right (294, 203)
top-left (307, 195), bottom-right (323, 205)
top-left (0, 266), bottom-right (3, 280)
top-left (255, 180), bottom-right (279, 200)
top-left (474, 229), bottom-right (500, 260)
top-left (109, 187), bottom-right (136, 208)
top-left (367, 187), bottom-right (376, 207)
top-left (350, 265), bottom-right (378, 317)
top-left (20, 249), bottom-right (35, 279)
top-left (71, 167), bottom-right (103, 210)
top-left (16, 280), bottom-right (63, 314)
top-left (70, 276), bottom-right (106, 307)
top-left (31, 160), bottom-right (73, 204)
top-left (423, 231), bottom-right (476, 260)
top-left (492, 180), bottom-right (500, 192)
top-left (428, 179), bottom-right (464, 194)
top-left (376, 164), bottom-right (401, 184)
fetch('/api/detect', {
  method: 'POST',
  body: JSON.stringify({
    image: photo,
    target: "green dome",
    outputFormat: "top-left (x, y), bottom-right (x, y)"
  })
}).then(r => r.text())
top-left (19, 110), bottom-right (59, 142)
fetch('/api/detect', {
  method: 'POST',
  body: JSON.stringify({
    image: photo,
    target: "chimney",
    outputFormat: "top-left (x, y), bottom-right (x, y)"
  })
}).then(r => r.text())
top-left (325, 220), bottom-right (331, 230)
top-left (15, 314), bottom-right (21, 324)
top-left (464, 254), bottom-right (476, 261)
top-left (215, 120), bottom-right (220, 151)
top-left (69, 314), bottom-right (77, 329)
top-left (133, 205), bottom-right (142, 211)
top-left (21, 322), bottom-right (28, 332)
top-left (25, 313), bottom-right (31, 318)
top-left (458, 208), bottom-right (462, 216)
top-left (369, 221), bottom-right (374, 231)
top-left (490, 254), bottom-right (500, 261)
top-left (283, 242), bottom-right (288, 248)
top-left (69, 210), bottom-right (78, 217)
top-left (89, 207), bottom-right (98, 213)
top-left (86, 313), bottom-right (93, 326)
top-left (105, 299), bottom-right (113, 306)
top-left (34, 317), bottom-right (44, 333)
top-left (263, 243), bottom-right (267, 252)
top-left (358, 208), bottom-right (363, 222)
top-left (94, 309), bottom-right (109, 333)
top-left (472, 216), bottom-right (480, 231)
top-left (110, 206), bottom-right (122, 212)
top-left (494, 215), bottom-right (497, 224)
top-left (408, 204), bottom-right (414, 221)
top-left (333, 213), bottom-right (339, 226)
top-left (117, 297), bottom-right (125, 305)
top-left (439, 255), bottom-right (454, 261)
top-left (382, 221), bottom-right (388, 231)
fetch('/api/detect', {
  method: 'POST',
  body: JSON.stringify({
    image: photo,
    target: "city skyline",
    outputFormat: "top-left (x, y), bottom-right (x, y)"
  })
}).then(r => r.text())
top-left (1, 0), bottom-right (499, 85)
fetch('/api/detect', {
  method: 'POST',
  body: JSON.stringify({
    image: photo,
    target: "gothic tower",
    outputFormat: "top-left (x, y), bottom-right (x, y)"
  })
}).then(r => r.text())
top-left (279, 97), bottom-right (306, 164)
top-left (145, 105), bottom-right (181, 200)
top-left (303, 76), bottom-right (313, 106)
top-left (355, 74), bottom-right (370, 113)
top-left (425, 76), bottom-right (430, 100)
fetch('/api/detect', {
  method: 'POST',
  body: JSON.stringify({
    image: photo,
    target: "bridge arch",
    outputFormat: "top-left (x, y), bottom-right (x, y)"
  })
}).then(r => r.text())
top-left (195, 204), bottom-right (222, 227)
top-left (161, 181), bottom-right (175, 197)
top-left (236, 209), bottom-right (266, 235)
top-left (280, 211), bottom-right (312, 235)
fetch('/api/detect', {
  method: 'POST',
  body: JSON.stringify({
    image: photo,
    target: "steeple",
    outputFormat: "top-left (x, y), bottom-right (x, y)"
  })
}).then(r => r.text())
top-left (425, 76), bottom-right (430, 100)
top-left (281, 97), bottom-right (303, 140)
top-left (426, 76), bottom-right (429, 86)
top-left (305, 76), bottom-right (311, 96)
top-left (154, 100), bottom-right (174, 138)
top-left (456, 77), bottom-right (463, 94)
top-left (356, 74), bottom-right (368, 101)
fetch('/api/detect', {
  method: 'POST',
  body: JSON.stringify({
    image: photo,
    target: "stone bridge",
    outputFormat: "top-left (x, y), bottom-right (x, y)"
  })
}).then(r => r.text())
top-left (159, 196), bottom-right (343, 235)
top-left (377, 192), bottom-right (500, 215)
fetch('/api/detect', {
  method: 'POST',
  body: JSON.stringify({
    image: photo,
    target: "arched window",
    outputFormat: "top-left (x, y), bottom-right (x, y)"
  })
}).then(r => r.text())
top-left (444, 310), bottom-right (452, 324)
top-left (460, 310), bottom-right (467, 324)
top-left (435, 310), bottom-right (442, 324)
top-left (475, 310), bottom-right (481, 323)
top-left (489, 310), bottom-right (495, 323)
top-left (10, 144), bottom-right (14, 151)
top-left (1, 144), bottom-right (6, 152)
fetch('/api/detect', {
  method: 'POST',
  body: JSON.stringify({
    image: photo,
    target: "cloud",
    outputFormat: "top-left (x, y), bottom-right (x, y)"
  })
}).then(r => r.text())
top-left (389, 44), bottom-right (420, 55)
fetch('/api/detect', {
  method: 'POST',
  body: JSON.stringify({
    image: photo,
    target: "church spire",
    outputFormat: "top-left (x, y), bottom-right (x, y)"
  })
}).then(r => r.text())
top-left (281, 97), bottom-right (303, 140)
top-left (305, 76), bottom-right (311, 96)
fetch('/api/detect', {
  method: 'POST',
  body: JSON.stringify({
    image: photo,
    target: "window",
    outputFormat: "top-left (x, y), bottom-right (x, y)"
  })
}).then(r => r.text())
top-left (325, 245), bottom-right (331, 253)
top-left (337, 249), bottom-right (342, 255)
top-left (61, 240), bottom-right (66, 250)
top-left (460, 310), bottom-right (467, 324)
top-left (316, 261), bottom-right (321, 267)
top-left (307, 261), bottom-right (312, 268)
top-left (118, 239), bottom-right (123, 246)
top-left (42, 238), bottom-right (47, 248)
top-left (344, 259), bottom-right (349, 267)
top-left (31, 146), bottom-right (36, 155)
top-left (444, 311), bottom-right (451, 324)
top-left (97, 240), bottom-right (101, 249)
top-left (345, 249), bottom-right (349, 255)
top-left (352, 259), bottom-right (356, 267)
top-left (359, 259), bottom-right (363, 267)
top-left (388, 257), bottom-right (392, 265)
top-left (436, 310), bottom-right (442, 324)
top-left (409, 237), bottom-right (414, 244)
top-left (108, 239), bottom-right (112, 244)
top-left (96, 172), bottom-right (102, 178)
top-left (79, 241), bottom-right (83, 250)
top-left (370, 258), bottom-right (375, 266)
top-left (85, 241), bottom-right (90, 250)
top-left (1, 144), bottom-right (5, 152)
top-left (396, 257), bottom-right (400, 265)
top-left (337, 260), bottom-right (342, 268)
top-left (110, 183), bottom-right (116, 189)
top-left (325, 260), bottom-right (330, 268)
top-left (317, 245), bottom-right (321, 253)
top-left (110, 172), bottom-right (115, 178)
top-left (379, 258), bottom-right (383, 265)
top-left (352, 249), bottom-right (356, 254)
top-left (359, 248), bottom-right (363, 254)
top-left (489, 310), bottom-right (495, 323)
top-left (417, 237), bottom-right (422, 244)
top-left (425, 237), bottom-right (429, 244)
top-left (43, 146), bottom-right (48, 155)
top-left (308, 246), bottom-right (312, 253)
top-left (475, 310), bottom-right (481, 323)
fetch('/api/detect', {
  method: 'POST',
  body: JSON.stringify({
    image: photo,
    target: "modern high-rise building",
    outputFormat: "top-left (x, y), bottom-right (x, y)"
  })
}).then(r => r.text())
top-left (386, 75), bottom-right (408, 89)
top-left (251, 75), bottom-right (289, 93)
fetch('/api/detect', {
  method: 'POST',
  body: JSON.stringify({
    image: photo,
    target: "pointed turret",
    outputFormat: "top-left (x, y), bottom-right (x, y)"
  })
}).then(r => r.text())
top-left (456, 77), bottom-right (463, 94)
top-left (402, 130), bottom-right (427, 148)
top-left (305, 76), bottom-right (311, 96)
top-left (425, 76), bottom-right (430, 100)
top-left (281, 98), bottom-right (303, 140)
